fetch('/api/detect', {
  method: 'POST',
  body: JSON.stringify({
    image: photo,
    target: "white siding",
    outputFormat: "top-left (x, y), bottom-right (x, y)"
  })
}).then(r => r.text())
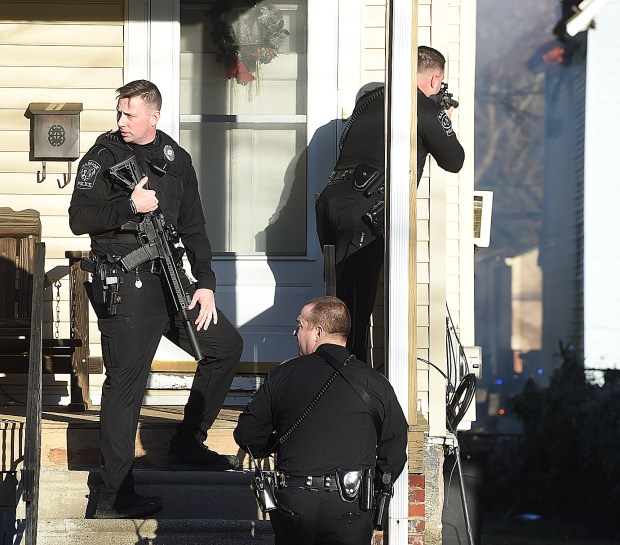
top-left (0, 0), bottom-right (125, 368)
top-left (419, 0), bottom-right (477, 436)
top-left (360, 0), bottom-right (476, 436)
top-left (583, 0), bottom-right (620, 370)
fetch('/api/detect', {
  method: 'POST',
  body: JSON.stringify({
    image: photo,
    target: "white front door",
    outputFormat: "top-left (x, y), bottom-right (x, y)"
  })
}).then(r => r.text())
top-left (129, 0), bottom-right (340, 365)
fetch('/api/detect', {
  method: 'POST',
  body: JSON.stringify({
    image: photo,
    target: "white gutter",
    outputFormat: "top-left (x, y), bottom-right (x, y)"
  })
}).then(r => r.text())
top-left (385, 0), bottom-right (413, 543)
top-left (566, 0), bottom-right (611, 36)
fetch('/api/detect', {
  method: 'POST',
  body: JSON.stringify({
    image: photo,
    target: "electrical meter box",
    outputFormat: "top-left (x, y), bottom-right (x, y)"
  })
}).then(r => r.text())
top-left (27, 103), bottom-right (83, 160)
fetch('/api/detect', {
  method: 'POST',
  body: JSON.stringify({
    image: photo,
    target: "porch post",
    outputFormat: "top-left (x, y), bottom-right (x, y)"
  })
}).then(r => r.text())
top-left (385, 0), bottom-right (417, 543)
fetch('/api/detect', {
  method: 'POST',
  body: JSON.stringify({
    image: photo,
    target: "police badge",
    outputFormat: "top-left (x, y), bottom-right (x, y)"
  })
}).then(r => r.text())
top-left (163, 145), bottom-right (175, 162)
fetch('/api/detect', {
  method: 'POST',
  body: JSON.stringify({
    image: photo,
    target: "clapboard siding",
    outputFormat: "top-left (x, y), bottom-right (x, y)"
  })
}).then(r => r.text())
top-left (0, 88), bottom-right (116, 109)
top-left (0, 23), bottom-right (123, 45)
top-left (0, 130), bottom-right (115, 153)
top-left (0, 111), bottom-right (115, 135)
top-left (1, 1), bottom-right (124, 24)
top-left (0, 1), bottom-right (125, 365)
top-left (0, 67), bottom-right (122, 88)
top-left (0, 45), bottom-right (123, 67)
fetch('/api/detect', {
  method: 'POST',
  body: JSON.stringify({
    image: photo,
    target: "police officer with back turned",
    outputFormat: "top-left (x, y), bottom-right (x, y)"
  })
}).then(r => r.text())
top-left (69, 80), bottom-right (243, 519)
top-left (316, 46), bottom-right (464, 363)
top-left (234, 296), bottom-right (408, 545)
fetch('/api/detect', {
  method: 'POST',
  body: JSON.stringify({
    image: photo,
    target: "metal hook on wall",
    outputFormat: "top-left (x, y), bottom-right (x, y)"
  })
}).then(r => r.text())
top-left (37, 161), bottom-right (46, 183)
top-left (57, 162), bottom-right (72, 189)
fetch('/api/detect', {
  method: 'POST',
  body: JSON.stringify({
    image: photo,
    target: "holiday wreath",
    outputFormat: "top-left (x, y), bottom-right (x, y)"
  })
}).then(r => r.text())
top-left (211, 1), bottom-right (291, 85)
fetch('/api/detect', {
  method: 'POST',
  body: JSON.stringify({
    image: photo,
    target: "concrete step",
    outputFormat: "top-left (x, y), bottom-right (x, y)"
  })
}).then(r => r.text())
top-left (37, 519), bottom-right (274, 545)
top-left (10, 469), bottom-right (276, 545)
top-left (33, 469), bottom-right (262, 521)
top-left (0, 406), bottom-right (251, 471)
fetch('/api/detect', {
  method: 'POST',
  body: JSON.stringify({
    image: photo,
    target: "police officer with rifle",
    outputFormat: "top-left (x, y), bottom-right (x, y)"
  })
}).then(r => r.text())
top-left (69, 80), bottom-right (243, 519)
top-left (234, 296), bottom-right (408, 545)
top-left (316, 46), bottom-right (464, 364)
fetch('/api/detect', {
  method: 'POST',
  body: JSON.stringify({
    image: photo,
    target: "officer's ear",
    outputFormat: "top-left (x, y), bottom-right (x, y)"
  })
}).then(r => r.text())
top-left (151, 109), bottom-right (161, 127)
top-left (315, 325), bottom-right (324, 341)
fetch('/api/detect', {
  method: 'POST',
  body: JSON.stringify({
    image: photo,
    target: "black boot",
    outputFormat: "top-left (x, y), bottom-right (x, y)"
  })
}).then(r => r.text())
top-left (94, 491), bottom-right (164, 519)
top-left (167, 430), bottom-right (239, 470)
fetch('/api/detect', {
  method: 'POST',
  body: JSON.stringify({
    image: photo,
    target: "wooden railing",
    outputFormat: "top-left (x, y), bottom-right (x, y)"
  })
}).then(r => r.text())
top-left (23, 241), bottom-right (45, 545)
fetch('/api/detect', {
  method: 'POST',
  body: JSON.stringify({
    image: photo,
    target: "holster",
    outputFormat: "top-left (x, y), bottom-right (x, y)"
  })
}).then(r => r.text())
top-left (83, 255), bottom-right (123, 316)
top-left (250, 457), bottom-right (279, 514)
top-left (353, 164), bottom-right (384, 197)
top-left (362, 200), bottom-right (385, 238)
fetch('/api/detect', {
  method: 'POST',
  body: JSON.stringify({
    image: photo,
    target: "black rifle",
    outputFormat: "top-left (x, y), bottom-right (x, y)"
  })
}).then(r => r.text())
top-left (107, 156), bottom-right (204, 361)
top-left (430, 82), bottom-right (459, 110)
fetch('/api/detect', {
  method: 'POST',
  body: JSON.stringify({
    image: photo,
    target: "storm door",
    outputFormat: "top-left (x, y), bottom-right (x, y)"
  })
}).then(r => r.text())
top-left (176, 0), bottom-right (338, 364)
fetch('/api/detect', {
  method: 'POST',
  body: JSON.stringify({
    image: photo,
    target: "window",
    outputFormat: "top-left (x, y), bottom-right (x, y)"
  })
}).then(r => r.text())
top-left (180, 0), bottom-right (308, 255)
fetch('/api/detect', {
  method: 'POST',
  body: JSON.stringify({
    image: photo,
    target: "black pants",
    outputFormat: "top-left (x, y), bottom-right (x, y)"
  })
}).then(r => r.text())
top-left (316, 181), bottom-right (384, 363)
top-left (96, 268), bottom-right (243, 494)
top-left (271, 487), bottom-right (373, 545)
top-left (335, 239), bottom-right (384, 363)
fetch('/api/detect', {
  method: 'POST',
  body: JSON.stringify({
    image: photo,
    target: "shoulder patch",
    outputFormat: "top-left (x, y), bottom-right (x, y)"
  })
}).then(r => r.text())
top-left (437, 110), bottom-right (454, 137)
top-left (76, 160), bottom-right (101, 190)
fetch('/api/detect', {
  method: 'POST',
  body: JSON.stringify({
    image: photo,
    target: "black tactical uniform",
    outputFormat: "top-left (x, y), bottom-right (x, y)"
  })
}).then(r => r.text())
top-left (417, 87), bottom-right (465, 183)
top-left (69, 130), bottom-right (243, 497)
top-left (315, 87), bottom-right (385, 363)
top-left (316, 87), bottom-right (465, 362)
top-left (234, 343), bottom-right (408, 545)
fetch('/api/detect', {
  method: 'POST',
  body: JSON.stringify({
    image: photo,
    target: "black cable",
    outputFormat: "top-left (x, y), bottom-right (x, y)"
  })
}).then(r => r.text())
top-left (339, 86), bottom-right (384, 149)
top-left (278, 354), bottom-right (355, 445)
top-left (446, 373), bottom-right (477, 431)
top-left (278, 369), bottom-right (340, 444)
top-left (417, 357), bottom-right (451, 384)
top-left (446, 303), bottom-right (471, 377)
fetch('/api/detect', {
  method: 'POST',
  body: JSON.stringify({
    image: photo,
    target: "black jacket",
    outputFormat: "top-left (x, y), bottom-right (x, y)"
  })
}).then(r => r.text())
top-left (68, 130), bottom-right (216, 291)
top-left (234, 343), bottom-right (408, 480)
top-left (417, 88), bottom-right (465, 183)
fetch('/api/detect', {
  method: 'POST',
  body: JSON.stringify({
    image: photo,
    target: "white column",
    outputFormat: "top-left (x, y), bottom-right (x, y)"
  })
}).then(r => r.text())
top-left (385, 0), bottom-right (412, 543)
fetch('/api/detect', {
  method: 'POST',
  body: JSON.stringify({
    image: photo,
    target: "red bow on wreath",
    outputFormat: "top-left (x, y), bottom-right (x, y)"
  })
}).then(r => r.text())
top-left (226, 59), bottom-right (256, 85)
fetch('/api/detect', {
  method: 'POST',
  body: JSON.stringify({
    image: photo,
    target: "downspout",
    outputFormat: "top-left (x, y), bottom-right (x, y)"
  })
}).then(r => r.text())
top-left (385, 0), bottom-right (417, 543)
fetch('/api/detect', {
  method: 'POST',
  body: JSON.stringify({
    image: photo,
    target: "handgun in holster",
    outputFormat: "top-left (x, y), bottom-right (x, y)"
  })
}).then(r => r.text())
top-left (81, 256), bottom-right (123, 316)
top-left (372, 471), bottom-right (393, 531)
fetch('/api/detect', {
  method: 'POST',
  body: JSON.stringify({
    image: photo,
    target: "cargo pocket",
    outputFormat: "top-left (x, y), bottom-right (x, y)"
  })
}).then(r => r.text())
top-left (98, 316), bottom-right (134, 370)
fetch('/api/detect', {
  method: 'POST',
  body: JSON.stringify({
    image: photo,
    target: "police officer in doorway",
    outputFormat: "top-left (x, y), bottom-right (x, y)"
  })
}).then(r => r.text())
top-left (315, 84), bottom-right (385, 363)
top-left (316, 46), bottom-right (464, 363)
top-left (69, 80), bottom-right (243, 519)
top-left (234, 296), bottom-right (408, 545)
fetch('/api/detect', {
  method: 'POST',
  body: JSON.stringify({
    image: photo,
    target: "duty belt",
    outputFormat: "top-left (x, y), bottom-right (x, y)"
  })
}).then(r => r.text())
top-left (329, 168), bottom-right (356, 183)
top-left (283, 474), bottom-right (338, 491)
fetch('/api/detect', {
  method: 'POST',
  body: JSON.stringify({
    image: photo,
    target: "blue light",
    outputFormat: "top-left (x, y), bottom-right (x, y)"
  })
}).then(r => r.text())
top-left (496, 378), bottom-right (503, 385)
top-left (537, 369), bottom-right (543, 375)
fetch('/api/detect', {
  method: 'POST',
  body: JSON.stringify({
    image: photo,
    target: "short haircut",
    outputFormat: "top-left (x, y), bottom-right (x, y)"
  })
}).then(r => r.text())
top-left (418, 46), bottom-right (446, 75)
top-left (116, 80), bottom-right (162, 111)
top-left (306, 296), bottom-right (350, 340)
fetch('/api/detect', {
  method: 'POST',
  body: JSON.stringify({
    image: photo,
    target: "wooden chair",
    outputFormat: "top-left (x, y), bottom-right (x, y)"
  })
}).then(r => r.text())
top-left (0, 208), bottom-right (90, 410)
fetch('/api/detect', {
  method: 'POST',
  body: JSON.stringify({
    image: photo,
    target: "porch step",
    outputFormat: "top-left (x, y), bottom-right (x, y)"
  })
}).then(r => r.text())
top-left (34, 469), bottom-right (260, 520)
top-left (37, 519), bottom-right (273, 545)
top-left (31, 469), bottom-right (274, 545)
top-left (0, 406), bottom-right (250, 471)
